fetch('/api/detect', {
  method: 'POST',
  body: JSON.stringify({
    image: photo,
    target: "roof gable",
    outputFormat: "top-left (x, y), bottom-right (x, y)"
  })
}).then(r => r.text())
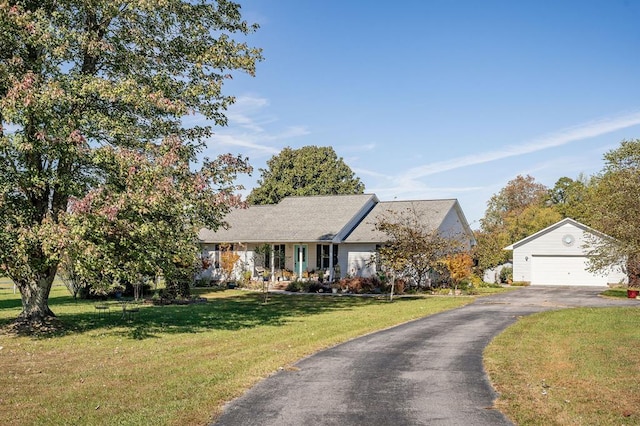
top-left (344, 199), bottom-right (467, 243)
top-left (504, 218), bottom-right (611, 250)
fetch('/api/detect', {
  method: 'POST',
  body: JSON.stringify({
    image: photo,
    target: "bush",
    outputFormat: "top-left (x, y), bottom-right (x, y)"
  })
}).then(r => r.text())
top-left (285, 280), bottom-right (304, 292)
top-left (303, 281), bottom-right (324, 293)
top-left (339, 276), bottom-right (386, 294)
top-left (478, 281), bottom-right (503, 288)
top-left (499, 266), bottom-right (513, 283)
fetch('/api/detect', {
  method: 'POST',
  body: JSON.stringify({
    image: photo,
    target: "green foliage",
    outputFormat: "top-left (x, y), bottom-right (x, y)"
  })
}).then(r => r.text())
top-left (164, 266), bottom-right (193, 299)
top-left (499, 266), bottom-right (513, 283)
top-left (304, 281), bottom-right (324, 293)
top-left (480, 175), bottom-right (548, 232)
top-left (0, 0), bottom-right (261, 324)
top-left (285, 280), bottom-right (305, 292)
top-left (584, 139), bottom-right (640, 283)
top-left (548, 175), bottom-right (591, 223)
top-left (476, 175), bottom-right (560, 271)
top-left (247, 146), bottom-right (365, 205)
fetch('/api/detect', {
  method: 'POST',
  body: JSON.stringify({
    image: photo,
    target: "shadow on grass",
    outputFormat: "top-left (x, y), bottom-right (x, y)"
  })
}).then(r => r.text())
top-left (0, 294), bottom-right (79, 310)
top-left (2, 292), bottom-right (418, 340)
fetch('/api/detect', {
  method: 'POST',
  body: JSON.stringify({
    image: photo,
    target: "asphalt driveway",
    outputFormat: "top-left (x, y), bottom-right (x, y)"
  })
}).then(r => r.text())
top-left (213, 286), bottom-right (637, 426)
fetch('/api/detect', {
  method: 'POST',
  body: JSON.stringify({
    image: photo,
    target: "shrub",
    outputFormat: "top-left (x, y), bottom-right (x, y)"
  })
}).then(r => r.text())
top-left (339, 276), bottom-right (385, 294)
top-left (303, 281), bottom-right (324, 293)
top-left (478, 281), bottom-right (503, 288)
top-left (499, 266), bottom-right (513, 283)
top-left (285, 280), bottom-right (304, 292)
top-left (194, 277), bottom-right (213, 287)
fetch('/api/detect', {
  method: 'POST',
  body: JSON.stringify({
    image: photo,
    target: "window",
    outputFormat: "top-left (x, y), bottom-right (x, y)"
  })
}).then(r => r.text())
top-left (265, 244), bottom-right (286, 269)
top-left (316, 244), bottom-right (338, 270)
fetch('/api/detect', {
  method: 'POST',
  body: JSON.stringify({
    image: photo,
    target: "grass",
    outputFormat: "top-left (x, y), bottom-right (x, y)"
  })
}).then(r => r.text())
top-left (0, 284), bottom-right (487, 426)
top-left (601, 287), bottom-right (637, 299)
top-left (484, 307), bottom-right (640, 425)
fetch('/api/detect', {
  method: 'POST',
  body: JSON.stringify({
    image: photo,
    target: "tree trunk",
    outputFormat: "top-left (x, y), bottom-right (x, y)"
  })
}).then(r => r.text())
top-left (15, 271), bottom-right (57, 324)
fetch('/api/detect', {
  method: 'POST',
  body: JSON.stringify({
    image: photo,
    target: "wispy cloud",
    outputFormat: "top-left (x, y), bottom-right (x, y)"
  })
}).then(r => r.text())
top-left (211, 133), bottom-right (281, 155)
top-left (206, 95), bottom-right (310, 158)
top-left (400, 111), bottom-right (640, 180)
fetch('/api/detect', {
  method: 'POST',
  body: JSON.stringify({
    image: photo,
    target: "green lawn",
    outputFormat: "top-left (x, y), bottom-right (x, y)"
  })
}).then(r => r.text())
top-left (0, 284), bottom-right (481, 425)
top-left (485, 307), bottom-right (640, 425)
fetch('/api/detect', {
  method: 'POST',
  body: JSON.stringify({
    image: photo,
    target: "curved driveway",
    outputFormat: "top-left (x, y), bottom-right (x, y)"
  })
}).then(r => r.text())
top-left (213, 287), bottom-right (637, 426)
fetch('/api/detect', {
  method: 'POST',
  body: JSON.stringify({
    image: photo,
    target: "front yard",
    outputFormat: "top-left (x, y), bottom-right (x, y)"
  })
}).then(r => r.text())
top-left (485, 306), bottom-right (640, 425)
top-left (0, 284), bottom-right (476, 425)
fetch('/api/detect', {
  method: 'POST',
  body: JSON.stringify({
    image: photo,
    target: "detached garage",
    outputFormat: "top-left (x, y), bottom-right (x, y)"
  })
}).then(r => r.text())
top-left (504, 218), bottom-right (627, 287)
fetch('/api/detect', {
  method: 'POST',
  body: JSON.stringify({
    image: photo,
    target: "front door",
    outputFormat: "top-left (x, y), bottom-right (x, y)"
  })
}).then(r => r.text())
top-left (294, 244), bottom-right (307, 278)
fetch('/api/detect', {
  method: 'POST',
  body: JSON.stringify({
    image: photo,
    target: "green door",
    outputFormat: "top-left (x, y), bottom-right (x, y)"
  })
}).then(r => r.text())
top-left (294, 245), bottom-right (308, 278)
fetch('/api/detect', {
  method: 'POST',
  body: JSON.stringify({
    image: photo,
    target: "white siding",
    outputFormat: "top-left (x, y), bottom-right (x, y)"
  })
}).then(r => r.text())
top-left (511, 222), bottom-right (626, 286)
top-left (341, 243), bottom-right (377, 278)
top-left (439, 207), bottom-right (473, 250)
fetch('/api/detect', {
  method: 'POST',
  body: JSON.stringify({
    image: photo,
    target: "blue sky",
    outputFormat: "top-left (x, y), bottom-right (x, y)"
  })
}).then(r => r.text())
top-left (202, 0), bottom-right (640, 228)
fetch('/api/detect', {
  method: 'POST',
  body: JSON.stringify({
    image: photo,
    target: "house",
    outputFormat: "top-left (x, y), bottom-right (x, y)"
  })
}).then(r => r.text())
top-left (198, 194), bottom-right (475, 283)
top-left (504, 218), bottom-right (627, 286)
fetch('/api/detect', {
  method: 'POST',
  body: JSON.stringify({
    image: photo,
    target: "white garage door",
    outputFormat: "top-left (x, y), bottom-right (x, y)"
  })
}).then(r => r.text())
top-left (531, 255), bottom-right (607, 286)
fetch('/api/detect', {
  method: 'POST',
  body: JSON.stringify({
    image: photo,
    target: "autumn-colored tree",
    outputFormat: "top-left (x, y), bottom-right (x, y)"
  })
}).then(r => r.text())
top-left (476, 175), bottom-right (559, 271)
top-left (584, 139), bottom-right (640, 285)
top-left (247, 146), bottom-right (365, 205)
top-left (0, 0), bottom-right (261, 325)
top-left (442, 252), bottom-right (474, 293)
top-left (220, 245), bottom-right (241, 284)
top-left (375, 206), bottom-right (463, 293)
top-left (480, 175), bottom-right (548, 232)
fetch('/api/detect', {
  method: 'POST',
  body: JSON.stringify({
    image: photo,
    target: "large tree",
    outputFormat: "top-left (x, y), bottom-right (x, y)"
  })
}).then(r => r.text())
top-left (480, 175), bottom-right (548, 232)
top-left (247, 146), bottom-right (365, 205)
top-left (476, 175), bottom-right (560, 270)
top-left (0, 0), bottom-right (261, 325)
top-left (584, 139), bottom-right (640, 286)
top-left (64, 141), bottom-right (250, 298)
top-left (548, 175), bottom-right (591, 224)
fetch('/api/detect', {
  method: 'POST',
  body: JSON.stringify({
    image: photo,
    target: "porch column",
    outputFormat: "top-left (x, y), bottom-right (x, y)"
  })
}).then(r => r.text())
top-left (298, 245), bottom-right (303, 279)
top-left (329, 244), bottom-right (334, 282)
top-left (270, 244), bottom-right (275, 282)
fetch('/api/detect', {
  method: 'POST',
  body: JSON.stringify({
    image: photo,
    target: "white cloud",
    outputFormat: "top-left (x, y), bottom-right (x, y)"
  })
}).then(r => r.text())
top-left (400, 111), bottom-right (640, 180)
top-left (205, 94), bottom-right (310, 158)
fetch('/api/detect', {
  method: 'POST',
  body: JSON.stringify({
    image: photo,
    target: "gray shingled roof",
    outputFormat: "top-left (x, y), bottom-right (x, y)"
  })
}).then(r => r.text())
top-left (198, 194), bottom-right (378, 243)
top-left (343, 199), bottom-right (459, 243)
